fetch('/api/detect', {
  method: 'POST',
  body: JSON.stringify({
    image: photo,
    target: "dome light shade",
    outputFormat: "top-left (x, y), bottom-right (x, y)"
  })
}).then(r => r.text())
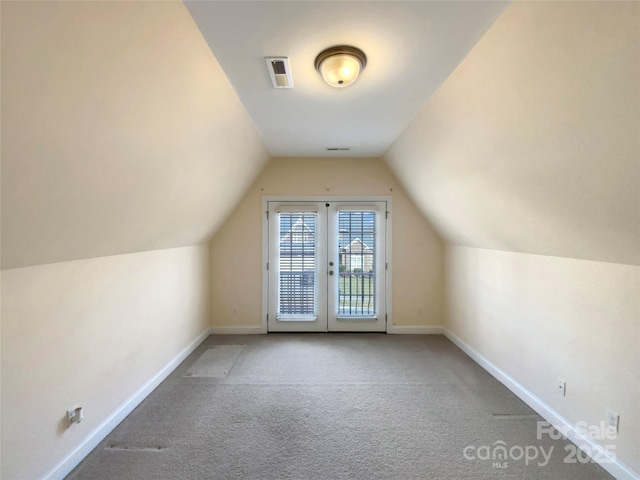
top-left (315, 46), bottom-right (367, 88)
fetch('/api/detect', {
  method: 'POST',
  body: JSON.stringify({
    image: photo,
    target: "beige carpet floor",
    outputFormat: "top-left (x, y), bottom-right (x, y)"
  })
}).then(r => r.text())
top-left (67, 334), bottom-right (613, 479)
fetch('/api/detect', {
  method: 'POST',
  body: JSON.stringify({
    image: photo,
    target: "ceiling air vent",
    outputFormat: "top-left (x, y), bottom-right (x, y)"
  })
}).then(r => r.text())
top-left (327, 147), bottom-right (351, 151)
top-left (265, 57), bottom-right (293, 88)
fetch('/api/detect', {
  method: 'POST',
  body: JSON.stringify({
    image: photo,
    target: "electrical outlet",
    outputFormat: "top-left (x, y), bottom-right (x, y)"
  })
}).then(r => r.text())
top-left (67, 406), bottom-right (83, 427)
top-left (606, 409), bottom-right (619, 434)
top-left (556, 378), bottom-right (566, 397)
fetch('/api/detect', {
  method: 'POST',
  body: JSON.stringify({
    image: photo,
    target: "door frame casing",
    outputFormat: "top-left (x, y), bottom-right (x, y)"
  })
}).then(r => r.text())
top-left (261, 195), bottom-right (393, 333)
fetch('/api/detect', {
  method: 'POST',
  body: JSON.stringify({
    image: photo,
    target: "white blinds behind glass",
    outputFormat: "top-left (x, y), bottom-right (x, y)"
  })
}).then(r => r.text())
top-left (277, 212), bottom-right (318, 320)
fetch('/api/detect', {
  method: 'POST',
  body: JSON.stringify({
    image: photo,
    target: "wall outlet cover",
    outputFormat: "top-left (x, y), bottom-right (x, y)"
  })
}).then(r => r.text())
top-left (556, 378), bottom-right (566, 397)
top-left (606, 409), bottom-right (619, 433)
top-left (67, 407), bottom-right (83, 427)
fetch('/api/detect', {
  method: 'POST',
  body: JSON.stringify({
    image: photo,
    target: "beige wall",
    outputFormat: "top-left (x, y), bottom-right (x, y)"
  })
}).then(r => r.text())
top-left (446, 246), bottom-right (640, 474)
top-left (385, 1), bottom-right (639, 265)
top-left (1, 1), bottom-right (269, 269)
top-left (210, 157), bottom-right (444, 329)
top-left (1, 246), bottom-right (210, 480)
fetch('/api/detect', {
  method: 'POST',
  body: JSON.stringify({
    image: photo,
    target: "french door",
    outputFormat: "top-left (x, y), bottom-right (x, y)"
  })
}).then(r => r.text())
top-left (267, 200), bottom-right (387, 332)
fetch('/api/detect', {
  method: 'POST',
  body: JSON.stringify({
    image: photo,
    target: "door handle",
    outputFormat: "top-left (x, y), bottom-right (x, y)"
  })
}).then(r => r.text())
top-left (329, 270), bottom-right (334, 276)
top-left (329, 261), bottom-right (334, 266)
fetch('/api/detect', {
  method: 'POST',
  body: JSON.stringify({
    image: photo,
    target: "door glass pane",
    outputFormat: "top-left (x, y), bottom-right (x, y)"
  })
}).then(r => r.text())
top-left (277, 212), bottom-right (318, 320)
top-left (338, 211), bottom-right (376, 317)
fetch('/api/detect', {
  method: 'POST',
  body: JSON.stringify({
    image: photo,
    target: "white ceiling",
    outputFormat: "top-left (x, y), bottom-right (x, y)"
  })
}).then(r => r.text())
top-left (185, 1), bottom-right (509, 157)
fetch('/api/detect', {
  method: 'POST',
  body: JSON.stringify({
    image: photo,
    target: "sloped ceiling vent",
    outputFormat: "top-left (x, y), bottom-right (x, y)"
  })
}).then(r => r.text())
top-left (265, 57), bottom-right (293, 88)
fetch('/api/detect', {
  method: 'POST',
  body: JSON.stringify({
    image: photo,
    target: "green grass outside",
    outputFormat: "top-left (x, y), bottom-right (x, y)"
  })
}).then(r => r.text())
top-left (338, 275), bottom-right (375, 295)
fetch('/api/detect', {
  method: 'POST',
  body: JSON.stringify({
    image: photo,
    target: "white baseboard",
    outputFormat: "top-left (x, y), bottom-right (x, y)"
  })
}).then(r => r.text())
top-left (212, 324), bottom-right (444, 335)
top-left (210, 325), bottom-right (264, 335)
top-left (443, 328), bottom-right (639, 480)
top-left (211, 324), bottom-right (444, 335)
top-left (387, 324), bottom-right (445, 334)
top-left (44, 327), bottom-right (212, 480)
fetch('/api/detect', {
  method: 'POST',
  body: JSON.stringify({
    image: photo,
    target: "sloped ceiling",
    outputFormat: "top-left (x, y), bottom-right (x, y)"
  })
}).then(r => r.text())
top-left (2, 1), bottom-right (637, 269)
top-left (385, 1), bottom-right (640, 266)
top-left (1, 1), bottom-right (269, 269)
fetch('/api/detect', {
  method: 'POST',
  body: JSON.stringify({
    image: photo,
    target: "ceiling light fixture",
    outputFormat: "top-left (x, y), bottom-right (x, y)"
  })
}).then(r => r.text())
top-left (315, 45), bottom-right (367, 88)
